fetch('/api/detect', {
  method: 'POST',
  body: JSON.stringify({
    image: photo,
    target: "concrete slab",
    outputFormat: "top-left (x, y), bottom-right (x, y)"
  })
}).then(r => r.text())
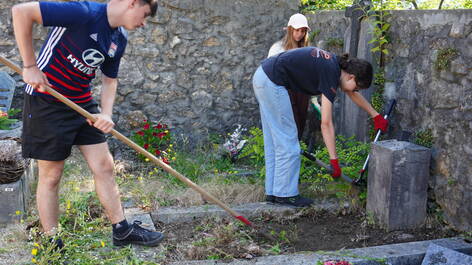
top-left (124, 207), bottom-right (155, 231)
top-left (124, 207), bottom-right (163, 256)
top-left (421, 243), bottom-right (472, 265)
top-left (168, 237), bottom-right (472, 265)
top-left (151, 199), bottom-right (350, 224)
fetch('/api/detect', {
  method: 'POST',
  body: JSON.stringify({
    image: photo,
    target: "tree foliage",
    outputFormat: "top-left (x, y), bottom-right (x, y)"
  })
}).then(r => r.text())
top-left (300, 0), bottom-right (472, 11)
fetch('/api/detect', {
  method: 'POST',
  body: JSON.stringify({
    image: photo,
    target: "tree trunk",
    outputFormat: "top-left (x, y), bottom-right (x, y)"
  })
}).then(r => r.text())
top-left (439, 0), bottom-right (445, 9)
top-left (409, 0), bottom-right (419, 9)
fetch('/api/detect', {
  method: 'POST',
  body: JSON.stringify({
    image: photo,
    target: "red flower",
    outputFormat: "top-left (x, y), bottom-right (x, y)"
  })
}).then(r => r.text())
top-left (144, 123), bottom-right (150, 130)
top-left (152, 132), bottom-right (158, 137)
top-left (137, 131), bottom-right (144, 136)
top-left (143, 119), bottom-right (147, 122)
top-left (155, 149), bottom-right (161, 156)
top-left (143, 144), bottom-right (149, 149)
top-left (157, 132), bottom-right (166, 139)
top-left (162, 157), bottom-right (169, 164)
top-left (156, 123), bottom-right (163, 129)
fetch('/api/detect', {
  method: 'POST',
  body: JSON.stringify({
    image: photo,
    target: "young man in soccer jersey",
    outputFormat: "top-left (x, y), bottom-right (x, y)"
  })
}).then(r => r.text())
top-left (12, 0), bottom-right (163, 247)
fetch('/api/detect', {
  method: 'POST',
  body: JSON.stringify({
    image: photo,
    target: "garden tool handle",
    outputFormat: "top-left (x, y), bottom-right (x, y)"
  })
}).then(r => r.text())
top-left (0, 55), bottom-right (252, 227)
top-left (356, 99), bottom-right (397, 183)
top-left (302, 151), bottom-right (353, 183)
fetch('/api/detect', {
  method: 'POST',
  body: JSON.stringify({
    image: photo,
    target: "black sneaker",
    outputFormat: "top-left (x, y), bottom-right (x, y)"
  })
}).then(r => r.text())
top-left (45, 237), bottom-right (64, 253)
top-left (265, 195), bottom-right (275, 203)
top-left (113, 220), bottom-right (164, 247)
top-left (273, 195), bottom-right (314, 208)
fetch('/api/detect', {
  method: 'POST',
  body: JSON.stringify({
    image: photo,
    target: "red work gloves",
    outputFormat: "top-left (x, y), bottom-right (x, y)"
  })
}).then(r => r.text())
top-left (373, 114), bottom-right (388, 132)
top-left (330, 159), bottom-right (342, 179)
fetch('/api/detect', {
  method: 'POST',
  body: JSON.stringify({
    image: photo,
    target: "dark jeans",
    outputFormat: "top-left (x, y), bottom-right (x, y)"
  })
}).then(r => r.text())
top-left (288, 90), bottom-right (310, 140)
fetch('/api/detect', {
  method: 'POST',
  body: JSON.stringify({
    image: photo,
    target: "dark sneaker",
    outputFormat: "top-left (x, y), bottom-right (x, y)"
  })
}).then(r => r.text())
top-left (45, 237), bottom-right (64, 253)
top-left (113, 220), bottom-right (164, 247)
top-left (265, 195), bottom-right (275, 203)
top-left (273, 195), bottom-right (313, 208)
top-left (49, 237), bottom-right (64, 249)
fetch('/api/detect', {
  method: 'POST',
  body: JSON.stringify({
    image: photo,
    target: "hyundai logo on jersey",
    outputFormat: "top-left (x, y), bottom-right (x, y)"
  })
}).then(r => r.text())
top-left (82, 49), bottom-right (105, 67)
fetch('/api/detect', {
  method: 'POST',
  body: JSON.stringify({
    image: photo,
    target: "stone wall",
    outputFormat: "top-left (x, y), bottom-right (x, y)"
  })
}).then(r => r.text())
top-left (0, 0), bottom-right (298, 140)
top-left (0, 1), bottom-right (471, 230)
top-left (309, 9), bottom-right (472, 230)
top-left (383, 10), bottom-right (472, 231)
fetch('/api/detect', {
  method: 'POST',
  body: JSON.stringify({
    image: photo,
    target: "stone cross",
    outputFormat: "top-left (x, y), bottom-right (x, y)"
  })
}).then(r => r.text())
top-left (345, 0), bottom-right (371, 57)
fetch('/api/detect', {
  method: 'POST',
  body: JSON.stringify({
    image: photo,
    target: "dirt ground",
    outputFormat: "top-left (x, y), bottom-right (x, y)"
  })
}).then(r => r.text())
top-left (155, 209), bottom-right (460, 263)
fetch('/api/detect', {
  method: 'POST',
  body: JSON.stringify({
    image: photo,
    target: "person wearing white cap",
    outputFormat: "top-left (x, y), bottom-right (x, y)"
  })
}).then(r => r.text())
top-left (268, 13), bottom-right (311, 57)
top-left (267, 14), bottom-right (312, 141)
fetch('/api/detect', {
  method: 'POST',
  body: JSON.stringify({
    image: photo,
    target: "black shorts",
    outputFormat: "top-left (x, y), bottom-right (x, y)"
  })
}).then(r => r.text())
top-left (21, 94), bottom-right (106, 161)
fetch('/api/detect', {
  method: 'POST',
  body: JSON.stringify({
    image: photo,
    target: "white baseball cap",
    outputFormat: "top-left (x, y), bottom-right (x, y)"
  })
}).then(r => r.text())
top-left (287, 13), bottom-right (310, 31)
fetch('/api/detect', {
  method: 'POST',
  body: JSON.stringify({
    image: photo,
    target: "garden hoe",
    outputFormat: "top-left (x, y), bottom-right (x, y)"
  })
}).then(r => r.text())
top-left (301, 150), bottom-right (353, 183)
top-left (0, 56), bottom-right (279, 240)
top-left (301, 99), bottom-right (396, 185)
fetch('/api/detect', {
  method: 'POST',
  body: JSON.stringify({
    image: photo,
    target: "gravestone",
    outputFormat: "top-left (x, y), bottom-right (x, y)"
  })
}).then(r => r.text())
top-left (0, 159), bottom-right (35, 225)
top-left (0, 71), bottom-right (15, 112)
top-left (337, 1), bottom-right (377, 143)
top-left (366, 140), bottom-right (431, 231)
top-left (421, 243), bottom-right (472, 265)
top-left (0, 130), bottom-right (36, 225)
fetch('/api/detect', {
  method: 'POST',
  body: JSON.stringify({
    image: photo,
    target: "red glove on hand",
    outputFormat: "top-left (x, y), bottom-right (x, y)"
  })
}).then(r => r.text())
top-left (330, 159), bottom-right (342, 179)
top-left (373, 114), bottom-right (388, 133)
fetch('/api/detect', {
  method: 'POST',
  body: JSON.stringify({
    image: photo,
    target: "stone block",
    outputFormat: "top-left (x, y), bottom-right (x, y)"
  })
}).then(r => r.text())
top-left (367, 140), bottom-right (431, 231)
top-left (152, 199), bottom-right (349, 224)
top-left (0, 160), bottom-right (35, 225)
top-left (421, 243), bottom-right (472, 265)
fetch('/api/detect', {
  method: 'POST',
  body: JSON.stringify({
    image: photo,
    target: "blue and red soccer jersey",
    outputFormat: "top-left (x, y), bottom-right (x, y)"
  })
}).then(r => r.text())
top-left (25, 1), bottom-right (128, 103)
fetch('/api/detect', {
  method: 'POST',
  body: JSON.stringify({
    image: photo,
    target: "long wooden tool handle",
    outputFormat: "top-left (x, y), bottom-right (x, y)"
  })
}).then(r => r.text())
top-left (0, 56), bottom-right (252, 226)
top-left (357, 99), bottom-right (397, 180)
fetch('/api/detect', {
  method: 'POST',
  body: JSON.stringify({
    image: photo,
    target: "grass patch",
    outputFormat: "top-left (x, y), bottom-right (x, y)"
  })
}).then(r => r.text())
top-left (435, 48), bottom-right (459, 71)
top-left (3, 127), bottom-right (386, 264)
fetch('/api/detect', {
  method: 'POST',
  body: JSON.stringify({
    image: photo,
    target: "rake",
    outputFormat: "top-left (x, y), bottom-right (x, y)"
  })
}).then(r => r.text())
top-left (0, 55), bottom-right (254, 228)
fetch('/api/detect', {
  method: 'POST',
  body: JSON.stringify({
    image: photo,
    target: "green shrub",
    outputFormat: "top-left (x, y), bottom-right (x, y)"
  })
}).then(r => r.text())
top-left (414, 129), bottom-right (434, 148)
top-left (238, 127), bottom-right (265, 176)
top-left (0, 108), bottom-right (20, 130)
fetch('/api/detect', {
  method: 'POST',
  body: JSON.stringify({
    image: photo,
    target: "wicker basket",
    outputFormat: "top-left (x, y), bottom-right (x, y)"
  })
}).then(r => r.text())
top-left (0, 138), bottom-right (30, 184)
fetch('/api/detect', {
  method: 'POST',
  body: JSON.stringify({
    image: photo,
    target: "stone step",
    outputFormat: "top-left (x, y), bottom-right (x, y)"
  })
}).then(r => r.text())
top-left (168, 237), bottom-right (472, 265)
top-left (151, 199), bottom-right (350, 224)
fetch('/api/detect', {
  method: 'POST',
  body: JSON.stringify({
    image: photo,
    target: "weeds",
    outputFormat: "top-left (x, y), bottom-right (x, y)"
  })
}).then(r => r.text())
top-left (435, 48), bottom-right (459, 71)
top-left (4, 124), bottom-right (437, 264)
top-left (414, 129), bottom-right (434, 148)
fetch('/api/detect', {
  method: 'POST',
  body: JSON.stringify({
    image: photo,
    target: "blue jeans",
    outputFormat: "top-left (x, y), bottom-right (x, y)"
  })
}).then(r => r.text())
top-left (252, 66), bottom-right (301, 197)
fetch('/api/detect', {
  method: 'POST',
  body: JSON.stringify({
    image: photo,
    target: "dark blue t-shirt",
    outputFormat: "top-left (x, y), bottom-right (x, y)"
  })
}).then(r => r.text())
top-left (261, 47), bottom-right (340, 103)
top-left (25, 1), bottom-right (128, 103)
